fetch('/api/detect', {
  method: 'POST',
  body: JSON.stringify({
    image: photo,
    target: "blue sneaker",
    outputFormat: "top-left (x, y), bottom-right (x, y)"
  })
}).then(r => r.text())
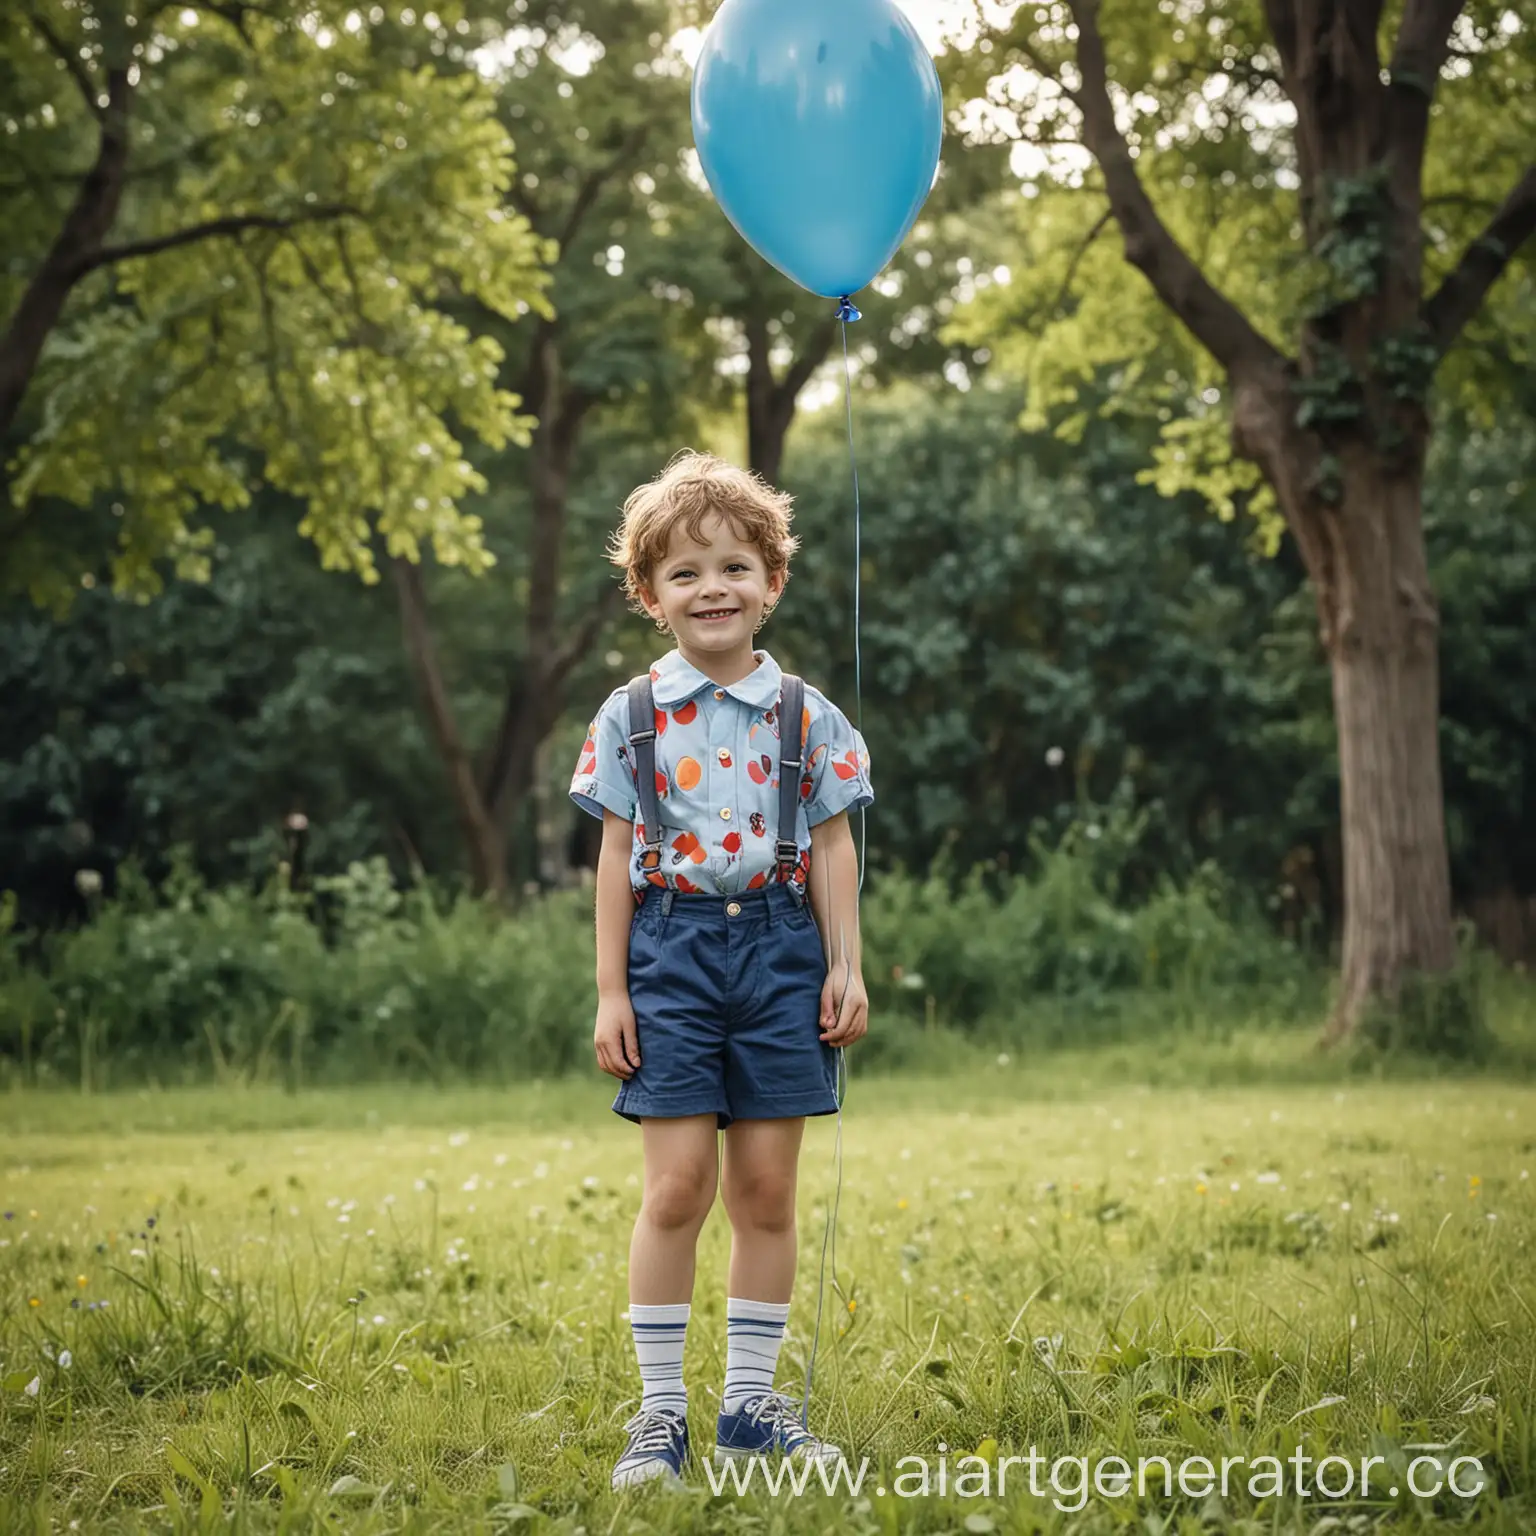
top-left (611, 1405), bottom-right (690, 1489)
top-left (714, 1391), bottom-right (843, 1466)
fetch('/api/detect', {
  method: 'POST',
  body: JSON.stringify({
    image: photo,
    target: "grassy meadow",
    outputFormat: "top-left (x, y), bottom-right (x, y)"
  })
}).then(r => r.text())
top-left (2, 1027), bottom-right (1534, 1534)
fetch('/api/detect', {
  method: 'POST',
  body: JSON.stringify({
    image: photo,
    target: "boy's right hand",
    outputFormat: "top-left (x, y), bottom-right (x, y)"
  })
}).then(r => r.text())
top-left (594, 993), bottom-right (641, 1079)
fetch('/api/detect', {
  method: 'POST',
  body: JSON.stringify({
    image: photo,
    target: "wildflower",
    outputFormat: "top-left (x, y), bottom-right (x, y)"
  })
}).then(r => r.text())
top-left (847, 1299), bottom-right (857, 1313)
top-left (58, 1351), bottom-right (72, 1369)
top-left (28, 1297), bottom-right (40, 1308)
top-left (24, 1376), bottom-right (40, 1397)
top-left (1469, 1176), bottom-right (1481, 1199)
top-left (1195, 1183), bottom-right (1208, 1196)
top-left (76, 1275), bottom-right (87, 1288)
top-left (897, 1198), bottom-right (909, 1210)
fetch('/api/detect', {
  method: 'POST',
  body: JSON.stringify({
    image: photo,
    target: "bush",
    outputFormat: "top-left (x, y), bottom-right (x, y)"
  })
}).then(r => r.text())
top-left (0, 802), bottom-right (1325, 1088)
top-left (861, 795), bottom-right (1319, 1049)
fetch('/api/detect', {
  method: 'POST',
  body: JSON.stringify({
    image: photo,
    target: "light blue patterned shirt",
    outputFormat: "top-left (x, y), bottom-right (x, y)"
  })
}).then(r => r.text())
top-left (570, 648), bottom-right (873, 896)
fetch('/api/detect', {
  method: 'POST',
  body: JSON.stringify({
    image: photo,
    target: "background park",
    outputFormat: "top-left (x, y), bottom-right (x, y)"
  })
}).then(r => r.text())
top-left (2, 0), bottom-right (1535, 1529)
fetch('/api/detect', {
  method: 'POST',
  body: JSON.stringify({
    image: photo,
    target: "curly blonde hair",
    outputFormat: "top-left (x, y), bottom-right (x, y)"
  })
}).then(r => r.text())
top-left (607, 450), bottom-right (799, 622)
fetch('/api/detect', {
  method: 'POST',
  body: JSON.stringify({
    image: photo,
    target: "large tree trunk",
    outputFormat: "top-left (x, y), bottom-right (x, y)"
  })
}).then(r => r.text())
top-left (1061, 0), bottom-right (1534, 1039)
top-left (1322, 459), bottom-right (1456, 1036)
top-left (1232, 370), bottom-right (1459, 1038)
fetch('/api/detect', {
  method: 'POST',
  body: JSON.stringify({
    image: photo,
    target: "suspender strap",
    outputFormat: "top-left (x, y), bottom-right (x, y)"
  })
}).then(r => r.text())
top-left (776, 673), bottom-right (805, 883)
top-left (626, 676), bottom-right (664, 871)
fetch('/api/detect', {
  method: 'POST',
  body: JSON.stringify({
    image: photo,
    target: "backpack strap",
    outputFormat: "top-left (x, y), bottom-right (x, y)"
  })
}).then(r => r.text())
top-left (626, 675), bottom-right (664, 873)
top-left (776, 674), bottom-right (805, 884)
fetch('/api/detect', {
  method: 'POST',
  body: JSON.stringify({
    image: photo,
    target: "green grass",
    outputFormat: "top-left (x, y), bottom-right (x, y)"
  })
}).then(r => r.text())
top-left (2, 1036), bottom-right (1534, 1532)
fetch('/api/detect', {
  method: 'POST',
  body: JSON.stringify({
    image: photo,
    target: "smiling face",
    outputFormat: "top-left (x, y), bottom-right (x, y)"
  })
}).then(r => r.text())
top-left (639, 511), bottom-right (785, 665)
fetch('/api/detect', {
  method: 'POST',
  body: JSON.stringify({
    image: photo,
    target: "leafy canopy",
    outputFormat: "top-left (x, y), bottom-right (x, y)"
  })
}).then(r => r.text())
top-left (1, 0), bottom-right (553, 605)
top-left (946, 1), bottom-right (1535, 530)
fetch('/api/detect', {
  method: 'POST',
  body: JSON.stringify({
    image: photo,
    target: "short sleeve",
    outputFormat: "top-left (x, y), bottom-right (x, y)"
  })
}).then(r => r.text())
top-left (569, 691), bottom-right (637, 823)
top-left (802, 692), bottom-right (874, 828)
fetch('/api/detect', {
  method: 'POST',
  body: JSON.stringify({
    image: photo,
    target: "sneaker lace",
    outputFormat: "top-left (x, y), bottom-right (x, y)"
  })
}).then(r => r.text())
top-left (745, 1391), bottom-right (811, 1439)
top-left (620, 1406), bottom-right (685, 1457)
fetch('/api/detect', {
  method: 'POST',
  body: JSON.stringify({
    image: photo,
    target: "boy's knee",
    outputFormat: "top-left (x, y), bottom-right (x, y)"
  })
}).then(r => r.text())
top-left (724, 1169), bottom-right (797, 1233)
top-left (642, 1162), bottom-right (716, 1231)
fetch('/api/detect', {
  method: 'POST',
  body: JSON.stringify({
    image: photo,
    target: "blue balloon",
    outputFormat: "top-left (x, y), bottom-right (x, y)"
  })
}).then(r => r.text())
top-left (691, 0), bottom-right (943, 301)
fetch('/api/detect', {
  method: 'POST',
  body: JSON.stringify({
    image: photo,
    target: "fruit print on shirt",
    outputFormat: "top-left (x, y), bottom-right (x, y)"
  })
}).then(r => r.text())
top-left (568, 649), bottom-right (873, 897)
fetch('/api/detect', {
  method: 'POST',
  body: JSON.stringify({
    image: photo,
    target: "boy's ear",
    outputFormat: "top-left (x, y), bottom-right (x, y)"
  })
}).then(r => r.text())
top-left (637, 582), bottom-right (665, 622)
top-left (768, 568), bottom-right (787, 603)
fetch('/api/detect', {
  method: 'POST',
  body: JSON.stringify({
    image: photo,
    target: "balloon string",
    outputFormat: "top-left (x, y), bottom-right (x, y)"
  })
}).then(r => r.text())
top-left (837, 306), bottom-right (865, 896)
top-left (801, 300), bottom-right (864, 1432)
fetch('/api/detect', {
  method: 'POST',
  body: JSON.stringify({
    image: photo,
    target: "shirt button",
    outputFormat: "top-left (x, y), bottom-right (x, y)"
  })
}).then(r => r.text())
top-left (713, 689), bottom-right (725, 700)
top-left (726, 901), bottom-right (741, 917)
top-left (720, 807), bottom-right (732, 821)
top-left (716, 747), bottom-right (730, 764)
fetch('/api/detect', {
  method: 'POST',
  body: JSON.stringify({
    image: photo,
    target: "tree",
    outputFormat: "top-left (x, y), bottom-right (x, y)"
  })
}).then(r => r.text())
top-left (386, 0), bottom-right (723, 896)
top-left (954, 0), bottom-right (1536, 1032)
top-left (0, 0), bottom-right (550, 606)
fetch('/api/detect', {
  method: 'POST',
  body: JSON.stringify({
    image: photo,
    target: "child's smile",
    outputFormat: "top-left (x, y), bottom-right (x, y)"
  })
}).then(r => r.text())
top-left (642, 512), bottom-right (784, 671)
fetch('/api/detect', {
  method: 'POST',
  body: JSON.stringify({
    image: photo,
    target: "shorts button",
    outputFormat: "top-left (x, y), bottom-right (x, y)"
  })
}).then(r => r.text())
top-left (720, 807), bottom-right (732, 821)
top-left (726, 901), bottom-right (741, 917)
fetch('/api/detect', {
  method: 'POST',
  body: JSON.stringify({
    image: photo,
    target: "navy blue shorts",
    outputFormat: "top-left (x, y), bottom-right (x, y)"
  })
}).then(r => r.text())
top-left (614, 883), bottom-right (839, 1129)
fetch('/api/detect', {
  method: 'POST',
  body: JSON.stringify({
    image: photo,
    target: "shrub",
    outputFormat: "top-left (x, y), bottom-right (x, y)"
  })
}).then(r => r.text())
top-left (0, 810), bottom-right (1320, 1088)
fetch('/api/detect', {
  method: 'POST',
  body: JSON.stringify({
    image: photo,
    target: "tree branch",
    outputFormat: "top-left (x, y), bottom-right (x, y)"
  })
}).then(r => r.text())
top-left (1386, 0), bottom-right (1467, 219)
top-left (1423, 163), bottom-right (1536, 352)
top-left (555, 124), bottom-right (650, 251)
top-left (780, 317), bottom-right (838, 404)
top-left (1047, 208), bottom-right (1113, 320)
top-left (1065, 0), bottom-right (1285, 378)
top-left (25, 7), bottom-right (102, 119)
top-left (73, 204), bottom-right (359, 278)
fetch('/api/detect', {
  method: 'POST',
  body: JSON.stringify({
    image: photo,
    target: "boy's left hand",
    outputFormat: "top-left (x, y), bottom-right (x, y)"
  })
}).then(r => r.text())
top-left (819, 962), bottom-right (869, 1046)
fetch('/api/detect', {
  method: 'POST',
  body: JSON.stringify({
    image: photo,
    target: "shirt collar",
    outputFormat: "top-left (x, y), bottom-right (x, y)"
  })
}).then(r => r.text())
top-left (651, 648), bottom-right (783, 711)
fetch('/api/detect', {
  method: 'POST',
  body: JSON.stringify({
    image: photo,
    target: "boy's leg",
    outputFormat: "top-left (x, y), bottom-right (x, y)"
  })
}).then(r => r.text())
top-left (628, 1115), bottom-right (718, 1411)
top-left (613, 1114), bottom-right (718, 1489)
top-left (718, 1118), bottom-right (804, 1412)
top-left (630, 1114), bottom-right (720, 1303)
top-left (720, 1117), bottom-right (804, 1301)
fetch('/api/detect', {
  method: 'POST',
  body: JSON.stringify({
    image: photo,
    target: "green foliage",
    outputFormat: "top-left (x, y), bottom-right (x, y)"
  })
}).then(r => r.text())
top-left (4, 854), bottom-right (597, 1088)
top-left (0, 802), bottom-right (1320, 1090)
top-left (782, 380), bottom-right (1309, 898)
top-left (2, 0), bottom-right (553, 604)
top-left (861, 790), bottom-right (1318, 1047)
top-left (0, 519), bottom-right (446, 923)
top-left (948, 0), bottom-right (1536, 513)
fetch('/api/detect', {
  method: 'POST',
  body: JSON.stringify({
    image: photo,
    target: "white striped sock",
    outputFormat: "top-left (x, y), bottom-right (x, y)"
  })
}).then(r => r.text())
top-left (629, 1302), bottom-right (689, 1415)
top-left (722, 1297), bottom-right (790, 1412)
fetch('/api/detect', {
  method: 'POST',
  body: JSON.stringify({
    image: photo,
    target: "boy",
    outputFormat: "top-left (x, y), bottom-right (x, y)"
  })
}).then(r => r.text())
top-left (568, 451), bottom-right (872, 1489)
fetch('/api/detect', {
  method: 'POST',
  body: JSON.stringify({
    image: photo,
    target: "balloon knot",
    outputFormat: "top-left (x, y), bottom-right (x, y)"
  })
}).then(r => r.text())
top-left (835, 296), bottom-right (862, 323)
